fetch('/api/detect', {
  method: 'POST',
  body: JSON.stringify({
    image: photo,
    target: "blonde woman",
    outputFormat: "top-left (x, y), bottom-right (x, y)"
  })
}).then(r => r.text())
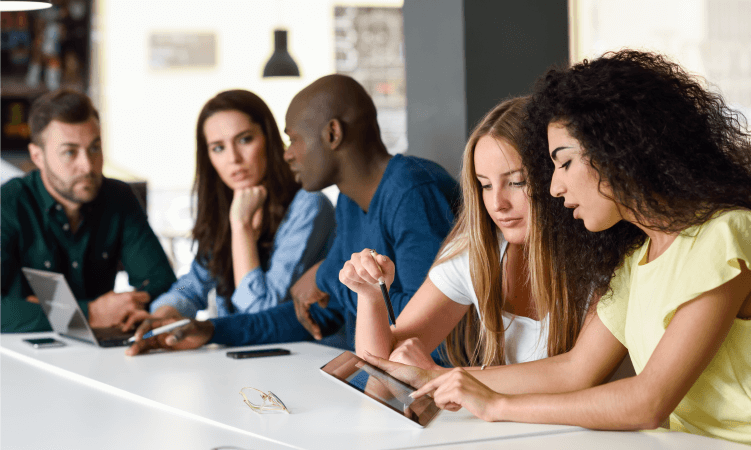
top-left (340, 97), bottom-right (589, 371)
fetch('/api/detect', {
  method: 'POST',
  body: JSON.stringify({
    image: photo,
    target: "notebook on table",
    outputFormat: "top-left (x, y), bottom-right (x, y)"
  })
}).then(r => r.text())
top-left (22, 267), bottom-right (134, 347)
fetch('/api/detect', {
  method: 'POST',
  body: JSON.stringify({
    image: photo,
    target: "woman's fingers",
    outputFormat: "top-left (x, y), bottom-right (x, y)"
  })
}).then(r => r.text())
top-left (410, 378), bottom-right (437, 399)
top-left (340, 261), bottom-right (365, 284)
top-left (390, 337), bottom-right (440, 369)
top-left (339, 249), bottom-right (397, 287)
top-left (375, 253), bottom-right (395, 281)
top-left (365, 250), bottom-right (396, 285)
top-left (362, 350), bottom-right (402, 372)
top-left (253, 185), bottom-right (267, 202)
top-left (354, 250), bottom-right (381, 284)
top-left (410, 367), bottom-right (464, 399)
top-left (418, 369), bottom-right (501, 421)
top-left (230, 186), bottom-right (267, 225)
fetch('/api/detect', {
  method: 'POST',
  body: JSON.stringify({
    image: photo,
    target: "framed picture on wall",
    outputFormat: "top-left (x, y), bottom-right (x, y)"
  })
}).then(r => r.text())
top-left (334, 6), bottom-right (407, 155)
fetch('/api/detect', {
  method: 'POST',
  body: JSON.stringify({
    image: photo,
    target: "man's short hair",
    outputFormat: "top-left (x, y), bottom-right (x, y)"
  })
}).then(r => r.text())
top-left (29, 89), bottom-right (100, 147)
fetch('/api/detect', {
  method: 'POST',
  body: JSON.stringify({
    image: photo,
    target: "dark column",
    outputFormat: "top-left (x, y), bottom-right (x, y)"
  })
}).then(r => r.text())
top-left (402, 0), bottom-right (467, 178)
top-left (404, 0), bottom-right (569, 178)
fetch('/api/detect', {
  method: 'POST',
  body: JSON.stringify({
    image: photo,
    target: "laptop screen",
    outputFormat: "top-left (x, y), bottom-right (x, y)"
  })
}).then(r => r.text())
top-left (22, 268), bottom-right (98, 344)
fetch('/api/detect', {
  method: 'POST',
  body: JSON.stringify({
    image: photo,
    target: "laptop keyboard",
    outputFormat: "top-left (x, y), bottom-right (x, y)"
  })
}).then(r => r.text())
top-left (92, 326), bottom-right (133, 339)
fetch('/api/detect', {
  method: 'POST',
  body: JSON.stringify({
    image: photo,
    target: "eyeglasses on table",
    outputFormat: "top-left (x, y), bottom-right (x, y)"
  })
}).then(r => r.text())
top-left (239, 387), bottom-right (289, 414)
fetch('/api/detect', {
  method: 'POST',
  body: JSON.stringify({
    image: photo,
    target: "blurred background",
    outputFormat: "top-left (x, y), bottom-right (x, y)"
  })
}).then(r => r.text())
top-left (3, 0), bottom-right (750, 280)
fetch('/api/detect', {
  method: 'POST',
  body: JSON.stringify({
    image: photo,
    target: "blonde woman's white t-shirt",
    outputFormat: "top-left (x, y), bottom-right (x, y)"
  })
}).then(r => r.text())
top-left (428, 238), bottom-right (548, 365)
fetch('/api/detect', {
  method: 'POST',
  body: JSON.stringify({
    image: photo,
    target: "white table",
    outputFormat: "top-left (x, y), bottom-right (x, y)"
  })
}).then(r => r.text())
top-left (1, 352), bottom-right (296, 450)
top-left (1, 333), bottom-right (746, 450)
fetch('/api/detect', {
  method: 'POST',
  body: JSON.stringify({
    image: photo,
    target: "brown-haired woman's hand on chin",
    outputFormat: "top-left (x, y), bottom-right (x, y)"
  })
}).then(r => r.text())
top-left (339, 249), bottom-right (395, 302)
top-left (124, 317), bottom-right (214, 356)
top-left (229, 185), bottom-right (267, 239)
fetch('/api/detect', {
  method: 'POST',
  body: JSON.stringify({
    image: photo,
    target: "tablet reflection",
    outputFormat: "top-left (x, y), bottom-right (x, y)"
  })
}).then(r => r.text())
top-left (322, 351), bottom-right (441, 426)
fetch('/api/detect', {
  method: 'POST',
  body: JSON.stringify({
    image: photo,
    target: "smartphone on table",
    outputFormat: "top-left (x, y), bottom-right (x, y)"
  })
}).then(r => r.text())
top-left (226, 348), bottom-right (291, 359)
top-left (24, 337), bottom-right (66, 349)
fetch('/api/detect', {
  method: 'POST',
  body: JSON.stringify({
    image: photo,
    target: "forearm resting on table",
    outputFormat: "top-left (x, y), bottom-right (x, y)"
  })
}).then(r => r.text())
top-left (473, 351), bottom-right (606, 395)
top-left (474, 313), bottom-right (627, 395)
top-left (499, 375), bottom-right (668, 430)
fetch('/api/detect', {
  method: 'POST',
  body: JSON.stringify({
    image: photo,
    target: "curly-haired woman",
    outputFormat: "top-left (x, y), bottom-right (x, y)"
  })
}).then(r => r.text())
top-left (364, 50), bottom-right (751, 444)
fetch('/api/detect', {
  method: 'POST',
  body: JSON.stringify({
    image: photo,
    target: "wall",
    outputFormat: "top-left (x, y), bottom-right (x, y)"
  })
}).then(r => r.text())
top-left (95, 0), bottom-right (402, 192)
top-left (402, 0), bottom-right (467, 179)
top-left (403, 0), bottom-right (569, 179)
top-left (571, 0), bottom-right (751, 119)
top-left (93, 0), bottom-right (402, 272)
top-left (463, 1), bottom-right (569, 132)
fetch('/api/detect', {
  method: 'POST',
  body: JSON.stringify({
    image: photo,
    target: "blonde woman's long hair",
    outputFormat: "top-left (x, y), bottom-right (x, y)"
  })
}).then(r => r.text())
top-left (439, 96), bottom-right (585, 367)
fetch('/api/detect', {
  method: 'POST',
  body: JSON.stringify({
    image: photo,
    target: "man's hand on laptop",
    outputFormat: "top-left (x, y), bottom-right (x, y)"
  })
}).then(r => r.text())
top-left (88, 290), bottom-right (150, 329)
top-left (125, 317), bottom-right (214, 356)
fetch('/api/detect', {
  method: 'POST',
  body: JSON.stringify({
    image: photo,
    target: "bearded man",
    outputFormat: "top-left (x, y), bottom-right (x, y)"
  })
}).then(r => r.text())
top-left (1, 89), bottom-right (175, 332)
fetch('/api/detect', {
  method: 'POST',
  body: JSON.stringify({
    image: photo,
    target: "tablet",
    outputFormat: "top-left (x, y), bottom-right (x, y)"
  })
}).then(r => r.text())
top-left (320, 351), bottom-right (441, 427)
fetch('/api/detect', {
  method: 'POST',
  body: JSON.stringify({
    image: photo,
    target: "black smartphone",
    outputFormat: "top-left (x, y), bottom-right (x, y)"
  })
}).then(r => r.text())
top-left (226, 348), bottom-right (291, 359)
top-left (23, 337), bottom-right (66, 349)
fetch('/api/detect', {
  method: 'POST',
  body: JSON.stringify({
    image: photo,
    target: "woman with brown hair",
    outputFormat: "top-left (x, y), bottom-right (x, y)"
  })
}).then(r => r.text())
top-left (340, 96), bottom-right (589, 371)
top-left (148, 89), bottom-right (335, 321)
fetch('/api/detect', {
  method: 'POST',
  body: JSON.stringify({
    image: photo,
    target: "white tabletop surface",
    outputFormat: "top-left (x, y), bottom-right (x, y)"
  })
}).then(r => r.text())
top-left (1, 352), bottom-right (296, 450)
top-left (2, 332), bottom-right (746, 450)
top-left (1, 333), bottom-right (581, 450)
top-left (415, 429), bottom-right (750, 450)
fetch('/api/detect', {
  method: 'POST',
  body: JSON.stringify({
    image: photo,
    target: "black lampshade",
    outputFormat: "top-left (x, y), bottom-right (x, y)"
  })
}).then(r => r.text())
top-left (263, 29), bottom-right (300, 77)
top-left (0, 0), bottom-right (52, 11)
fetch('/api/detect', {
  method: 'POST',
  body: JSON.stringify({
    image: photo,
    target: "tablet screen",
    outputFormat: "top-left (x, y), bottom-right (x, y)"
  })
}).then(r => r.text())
top-left (320, 351), bottom-right (441, 427)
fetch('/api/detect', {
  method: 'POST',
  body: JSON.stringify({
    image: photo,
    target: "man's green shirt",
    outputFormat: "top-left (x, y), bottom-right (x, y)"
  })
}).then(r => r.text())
top-left (1, 171), bottom-right (176, 332)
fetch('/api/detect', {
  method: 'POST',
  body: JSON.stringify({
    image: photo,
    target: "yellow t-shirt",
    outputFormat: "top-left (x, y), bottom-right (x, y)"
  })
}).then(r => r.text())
top-left (597, 209), bottom-right (751, 445)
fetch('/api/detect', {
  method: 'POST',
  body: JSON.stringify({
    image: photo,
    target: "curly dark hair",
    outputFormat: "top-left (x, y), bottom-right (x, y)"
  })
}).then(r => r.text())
top-left (522, 49), bottom-right (751, 299)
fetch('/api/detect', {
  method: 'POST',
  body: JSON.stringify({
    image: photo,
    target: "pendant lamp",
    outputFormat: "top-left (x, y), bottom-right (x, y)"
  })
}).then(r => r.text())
top-left (0, 1), bottom-right (52, 11)
top-left (263, 29), bottom-right (300, 77)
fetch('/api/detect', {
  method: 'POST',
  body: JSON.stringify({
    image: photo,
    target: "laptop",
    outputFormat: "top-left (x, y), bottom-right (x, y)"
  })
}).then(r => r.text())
top-left (22, 267), bottom-right (135, 347)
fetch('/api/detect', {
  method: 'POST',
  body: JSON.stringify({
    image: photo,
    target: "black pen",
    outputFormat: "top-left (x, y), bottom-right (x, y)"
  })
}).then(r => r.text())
top-left (369, 250), bottom-right (396, 326)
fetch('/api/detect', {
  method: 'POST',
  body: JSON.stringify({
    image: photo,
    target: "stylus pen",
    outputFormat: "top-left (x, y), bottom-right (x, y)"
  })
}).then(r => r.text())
top-left (135, 279), bottom-right (150, 291)
top-left (369, 250), bottom-right (397, 326)
top-left (126, 318), bottom-right (190, 343)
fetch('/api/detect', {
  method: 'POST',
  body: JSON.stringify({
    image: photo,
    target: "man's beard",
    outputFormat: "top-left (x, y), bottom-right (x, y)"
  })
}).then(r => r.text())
top-left (45, 161), bottom-right (102, 204)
